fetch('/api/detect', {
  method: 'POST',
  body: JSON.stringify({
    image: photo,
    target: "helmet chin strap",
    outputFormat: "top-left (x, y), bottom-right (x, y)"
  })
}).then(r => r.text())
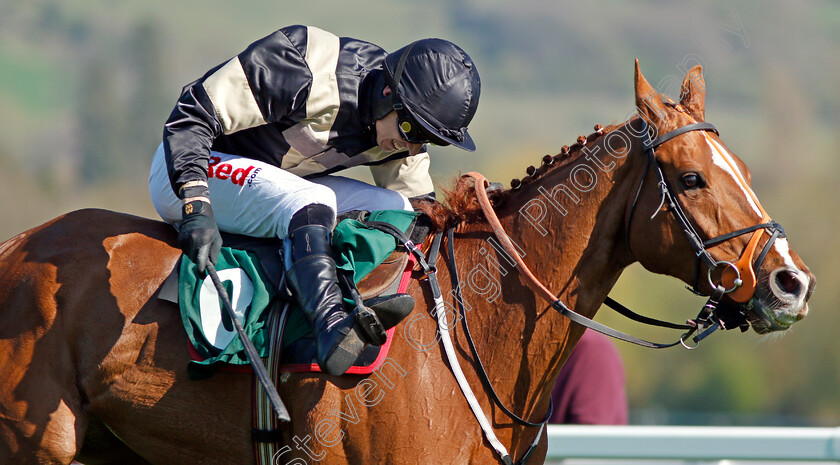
top-left (376, 40), bottom-right (418, 122)
top-left (370, 71), bottom-right (395, 121)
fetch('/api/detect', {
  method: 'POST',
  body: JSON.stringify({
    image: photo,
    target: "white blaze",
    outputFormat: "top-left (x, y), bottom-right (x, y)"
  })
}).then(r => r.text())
top-left (772, 237), bottom-right (798, 271)
top-left (703, 134), bottom-right (763, 218)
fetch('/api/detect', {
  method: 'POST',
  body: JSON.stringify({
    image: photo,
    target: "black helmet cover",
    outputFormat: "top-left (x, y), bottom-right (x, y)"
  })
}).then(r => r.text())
top-left (378, 38), bottom-right (481, 151)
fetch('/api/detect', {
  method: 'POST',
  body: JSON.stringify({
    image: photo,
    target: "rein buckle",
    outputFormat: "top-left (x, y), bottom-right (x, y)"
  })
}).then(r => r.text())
top-left (680, 284), bottom-right (727, 349)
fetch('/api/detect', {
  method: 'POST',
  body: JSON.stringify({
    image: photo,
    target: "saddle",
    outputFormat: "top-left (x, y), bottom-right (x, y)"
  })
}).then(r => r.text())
top-left (159, 210), bottom-right (428, 376)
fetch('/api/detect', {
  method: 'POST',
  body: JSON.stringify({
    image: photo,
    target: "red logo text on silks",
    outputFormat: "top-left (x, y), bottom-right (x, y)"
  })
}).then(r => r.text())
top-left (208, 156), bottom-right (256, 186)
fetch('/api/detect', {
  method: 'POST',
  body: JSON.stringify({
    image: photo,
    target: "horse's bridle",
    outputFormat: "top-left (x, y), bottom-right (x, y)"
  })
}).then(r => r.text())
top-left (460, 119), bottom-right (788, 349)
top-left (629, 120), bottom-right (786, 303)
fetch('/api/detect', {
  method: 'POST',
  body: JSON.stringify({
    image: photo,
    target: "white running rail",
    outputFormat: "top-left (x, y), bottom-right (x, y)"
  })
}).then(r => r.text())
top-left (546, 425), bottom-right (840, 462)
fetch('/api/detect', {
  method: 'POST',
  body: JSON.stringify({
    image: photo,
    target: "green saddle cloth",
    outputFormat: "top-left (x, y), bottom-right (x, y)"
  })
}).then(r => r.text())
top-left (179, 210), bottom-right (416, 379)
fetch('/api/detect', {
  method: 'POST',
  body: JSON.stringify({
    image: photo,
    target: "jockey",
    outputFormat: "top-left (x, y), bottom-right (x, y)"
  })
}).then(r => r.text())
top-left (148, 25), bottom-right (481, 376)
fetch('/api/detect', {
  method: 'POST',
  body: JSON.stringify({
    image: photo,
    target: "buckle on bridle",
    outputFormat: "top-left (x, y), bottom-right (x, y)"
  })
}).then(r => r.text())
top-left (650, 181), bottom-right (668, 219)
top-left (680, 284), bottom-right (727, 349)
top-left (679, 332), bottom-right (700, 350)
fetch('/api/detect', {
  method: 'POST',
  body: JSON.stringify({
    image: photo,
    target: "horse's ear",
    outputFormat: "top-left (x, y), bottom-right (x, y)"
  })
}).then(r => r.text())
top-left (634, 59), bottom-right (669, 128)
top-left (679, 65), bottom-right (706, 120)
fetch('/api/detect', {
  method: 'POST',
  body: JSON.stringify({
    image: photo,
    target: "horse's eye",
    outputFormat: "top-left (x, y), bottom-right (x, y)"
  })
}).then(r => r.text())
top-left (681, 173), bottom-right (704, 189)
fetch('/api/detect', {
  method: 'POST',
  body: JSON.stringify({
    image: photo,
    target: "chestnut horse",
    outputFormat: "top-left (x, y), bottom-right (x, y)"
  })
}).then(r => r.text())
top-left (0, 63), bottom-right (814, 464)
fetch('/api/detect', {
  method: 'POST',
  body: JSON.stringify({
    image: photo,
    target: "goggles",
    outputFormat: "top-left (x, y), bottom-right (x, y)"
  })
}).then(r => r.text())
top-left (394, 104), bottom-right (434, 145)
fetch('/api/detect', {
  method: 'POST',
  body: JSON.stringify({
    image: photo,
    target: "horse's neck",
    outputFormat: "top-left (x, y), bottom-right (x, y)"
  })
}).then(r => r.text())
top-left (497, 124), bottom-right (641, 312)
top-left (452, 124), bottom-right (642, 426)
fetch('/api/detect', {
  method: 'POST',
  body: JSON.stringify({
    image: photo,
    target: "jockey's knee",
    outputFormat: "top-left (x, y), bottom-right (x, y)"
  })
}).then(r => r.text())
top-left (380, 190), bottom-right (413, 212)
top-left (289, 203), bottom-right (336, 231)
top-left (280, 184), bottom-right (337, 237)
top-left (301, 183), bottom-right (338, 212)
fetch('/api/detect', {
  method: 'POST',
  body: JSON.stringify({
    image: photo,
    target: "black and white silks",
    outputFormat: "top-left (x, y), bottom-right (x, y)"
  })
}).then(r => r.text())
top-left (163, 25), bottom-right (434, 200)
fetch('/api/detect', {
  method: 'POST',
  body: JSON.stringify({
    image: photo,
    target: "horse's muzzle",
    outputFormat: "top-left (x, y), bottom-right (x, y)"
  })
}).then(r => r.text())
top-left (745, 267), bottom-right (813, 333)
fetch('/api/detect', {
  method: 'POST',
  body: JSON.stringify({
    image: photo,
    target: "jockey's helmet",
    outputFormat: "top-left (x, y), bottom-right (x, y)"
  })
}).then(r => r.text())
top-left (375, 38), bottom-right (481, 151)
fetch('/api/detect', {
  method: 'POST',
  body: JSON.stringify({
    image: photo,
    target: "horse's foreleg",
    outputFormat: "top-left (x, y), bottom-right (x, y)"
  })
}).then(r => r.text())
top-left (75, 415), bottom-right (152, 465)
top-left (0, 370), bottom-right (87, 464)
top-left (0, 275), bottom-right (87, 463)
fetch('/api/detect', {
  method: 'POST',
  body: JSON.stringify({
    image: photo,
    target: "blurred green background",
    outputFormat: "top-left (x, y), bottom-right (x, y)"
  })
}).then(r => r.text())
top-left (1, 0), bottom-right (837, 426)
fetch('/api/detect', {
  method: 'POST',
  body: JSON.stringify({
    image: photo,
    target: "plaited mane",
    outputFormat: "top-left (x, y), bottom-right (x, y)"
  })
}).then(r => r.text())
top-left (414, 122), bottom-right (623, 231)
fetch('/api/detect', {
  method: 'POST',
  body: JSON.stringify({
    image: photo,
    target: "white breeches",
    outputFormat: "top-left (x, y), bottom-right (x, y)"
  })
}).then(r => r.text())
top-left (148, 144), bottom-right (412, 239)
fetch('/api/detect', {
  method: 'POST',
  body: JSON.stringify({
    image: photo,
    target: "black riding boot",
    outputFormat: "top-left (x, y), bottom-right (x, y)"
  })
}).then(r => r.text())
top-left (284, 222), bottom-right (365, 376)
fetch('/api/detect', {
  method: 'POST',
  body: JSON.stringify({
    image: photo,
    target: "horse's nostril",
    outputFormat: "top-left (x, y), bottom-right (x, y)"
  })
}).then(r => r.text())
top-left (775, 270), bottom-right (802, 296)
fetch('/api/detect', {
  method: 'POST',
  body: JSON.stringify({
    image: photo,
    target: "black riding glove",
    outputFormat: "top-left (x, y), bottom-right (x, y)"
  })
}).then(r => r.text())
top-left (178, 199), bottom-right (222, 274)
